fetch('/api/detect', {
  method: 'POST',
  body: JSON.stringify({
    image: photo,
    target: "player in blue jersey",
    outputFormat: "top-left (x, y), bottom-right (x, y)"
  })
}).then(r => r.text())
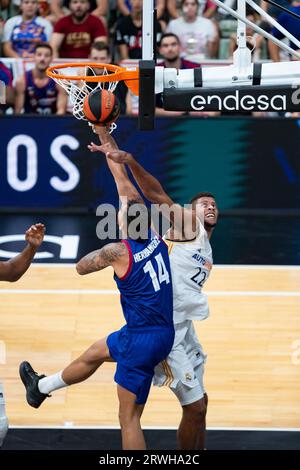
top-left (15, 43), bottom-right (67, 115)
top-left (89, 127), bottom-right (218, 451)
top-left (19, 151), bottom-right (174, 449)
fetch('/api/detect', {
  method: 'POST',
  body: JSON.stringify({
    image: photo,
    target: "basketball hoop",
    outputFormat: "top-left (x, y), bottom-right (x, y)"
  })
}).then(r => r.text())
top-left (47, 62), bottom-right (139, 132)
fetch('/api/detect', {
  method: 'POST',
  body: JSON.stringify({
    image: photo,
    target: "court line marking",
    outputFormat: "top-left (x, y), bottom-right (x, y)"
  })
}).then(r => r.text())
top-left (215, 265), bottom-right (300, 270)
top-left (0, 289), bottom-right (119, 295)
top-left (3, 265), bottom-right (298, 433)
top-left (9, 425), bottom-right (300, 432)
top-left (31, 264), bottom-right (300, 270)
top-left (1, 290), bottom-right (300, 296)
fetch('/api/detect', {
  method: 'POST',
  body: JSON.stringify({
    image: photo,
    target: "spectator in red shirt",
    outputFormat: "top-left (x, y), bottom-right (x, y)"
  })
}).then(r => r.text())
top-left (50, 0), bottom-right (107, 59)
top-left (50, 0), bottom-right (108, 23)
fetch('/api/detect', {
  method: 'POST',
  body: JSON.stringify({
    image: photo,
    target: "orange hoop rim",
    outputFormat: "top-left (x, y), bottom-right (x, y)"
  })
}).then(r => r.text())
top-left (46, 62), bottom-right (139, 83)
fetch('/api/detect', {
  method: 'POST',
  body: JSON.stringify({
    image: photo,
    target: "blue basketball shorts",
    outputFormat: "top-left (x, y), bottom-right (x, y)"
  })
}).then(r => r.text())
top-left (107, 325), bottom-right (175, 405)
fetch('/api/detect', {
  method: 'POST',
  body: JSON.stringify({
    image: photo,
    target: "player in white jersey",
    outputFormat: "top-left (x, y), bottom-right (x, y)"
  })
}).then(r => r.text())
top-left (100, 146), bottom-right (218, 450)
top-left (0, 223), bottom-right (45, 448)
top-left (154, 192), bottom-right (215, 450)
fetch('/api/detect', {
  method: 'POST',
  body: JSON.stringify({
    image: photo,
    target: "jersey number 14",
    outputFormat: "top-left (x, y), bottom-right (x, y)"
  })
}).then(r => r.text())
top-left (143, 253), bottom-right (170, 292)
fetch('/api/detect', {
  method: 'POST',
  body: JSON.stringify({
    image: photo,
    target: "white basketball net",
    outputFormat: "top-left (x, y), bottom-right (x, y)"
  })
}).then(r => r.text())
top-left (51, 65), bottom-right (118, 133)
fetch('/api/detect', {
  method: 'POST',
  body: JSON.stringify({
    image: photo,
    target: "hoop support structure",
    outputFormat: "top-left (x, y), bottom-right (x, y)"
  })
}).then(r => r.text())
top-left (211, 0), bottom-right (300, 61)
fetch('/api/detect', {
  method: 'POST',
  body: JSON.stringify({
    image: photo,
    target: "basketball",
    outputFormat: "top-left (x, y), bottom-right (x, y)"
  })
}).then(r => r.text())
top-left (83, 89), bottom-right (121, 125)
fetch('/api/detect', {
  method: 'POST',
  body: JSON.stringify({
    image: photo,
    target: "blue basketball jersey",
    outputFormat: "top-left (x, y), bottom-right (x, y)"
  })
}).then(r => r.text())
top-left (114, 231), bottom-right (173, 328)
top-left (24, 70), bottom-right (58, 114)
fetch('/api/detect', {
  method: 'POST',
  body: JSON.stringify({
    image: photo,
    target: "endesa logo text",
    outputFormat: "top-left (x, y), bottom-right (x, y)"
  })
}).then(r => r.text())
top-left (163, 85), bottom-right (300, 112)
top-left (190, 90), bottom-right (287, 112)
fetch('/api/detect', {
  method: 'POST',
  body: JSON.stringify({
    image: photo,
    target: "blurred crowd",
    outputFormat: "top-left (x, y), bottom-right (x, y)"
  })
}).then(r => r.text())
top-left (0, 0), bottom-right (299, 116)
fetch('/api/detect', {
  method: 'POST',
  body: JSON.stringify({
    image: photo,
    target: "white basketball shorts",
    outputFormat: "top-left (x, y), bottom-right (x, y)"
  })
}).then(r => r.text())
top-left (153, 319), bottom-right (207, 406)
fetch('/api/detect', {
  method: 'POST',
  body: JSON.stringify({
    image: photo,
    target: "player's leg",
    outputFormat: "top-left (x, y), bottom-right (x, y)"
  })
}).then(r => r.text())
top-left (154, 321), bottom-right (207, 449)
top-left (117, 384), bottom-right (145, 450)
top-left (155, 364), bottom-right (207, 449)
top-left (19, 336), bottom-right (113, 408)
top-left (177, 391), bottom-right (207, 450)
top-left (61, 336), bottom-right (113, 385)
top-left (114, 328), bottom-right (171, 450)
top-left (176, 321), bottom-right (208, 449)
top-left (0, 383), bottom-right (8, 448)
top-left (195, 392), bottom-right (208, 449)
top-left (175, 360), bottom-right (207, 450)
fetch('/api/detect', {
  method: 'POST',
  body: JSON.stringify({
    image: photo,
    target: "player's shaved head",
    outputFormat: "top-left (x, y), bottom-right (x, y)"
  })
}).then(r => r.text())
top-left (189, 192), bottom-right (216, 205)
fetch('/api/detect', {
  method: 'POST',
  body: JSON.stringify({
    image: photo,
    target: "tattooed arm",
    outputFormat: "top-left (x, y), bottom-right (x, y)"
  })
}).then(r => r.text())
top-left (76, 242), bottom-right (129, 277)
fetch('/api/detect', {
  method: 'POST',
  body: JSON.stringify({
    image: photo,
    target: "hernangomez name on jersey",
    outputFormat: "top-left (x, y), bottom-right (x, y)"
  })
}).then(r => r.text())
top-left (164, 221), bottom-right (212, 324)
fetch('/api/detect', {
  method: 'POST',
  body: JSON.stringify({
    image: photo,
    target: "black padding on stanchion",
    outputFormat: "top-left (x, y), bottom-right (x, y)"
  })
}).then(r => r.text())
top-left (252, 63), bottom-right (262, 86)
top-left (194, 67), bottom-right (203, 88)
top-left (138, 60), bottom-right (155, 130)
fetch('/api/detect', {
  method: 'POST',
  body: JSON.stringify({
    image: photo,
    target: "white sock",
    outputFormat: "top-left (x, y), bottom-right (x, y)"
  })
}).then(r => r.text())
top-left (38, 371), bottom-right (67, 395)
top-left (0, 383), bottom-right (8, 447)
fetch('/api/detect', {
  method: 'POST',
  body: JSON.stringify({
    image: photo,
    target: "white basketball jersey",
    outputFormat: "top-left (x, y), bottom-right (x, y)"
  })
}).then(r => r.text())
top-left (164, 224), bottom-right (213, 324)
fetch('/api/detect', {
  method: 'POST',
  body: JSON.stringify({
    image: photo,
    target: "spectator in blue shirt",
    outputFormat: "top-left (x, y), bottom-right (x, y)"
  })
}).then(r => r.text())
top-left (269, 0), bottom-right (300, 61)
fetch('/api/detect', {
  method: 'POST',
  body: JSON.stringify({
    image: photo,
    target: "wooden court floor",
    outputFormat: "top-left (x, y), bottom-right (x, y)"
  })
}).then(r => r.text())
top-left (0, 265), bottom-right (300, 429)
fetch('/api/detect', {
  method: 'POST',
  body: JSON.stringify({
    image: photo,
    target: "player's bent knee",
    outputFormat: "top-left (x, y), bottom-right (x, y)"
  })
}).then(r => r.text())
top-left (182, 398), bottom-right (207, 423)
top-left (84, 339), bottom-right (111, 365)
top-left (118, 408), bottom-right (140, 428)
top-left (118, 399), bottom-right (142, 428)
top-left (0, 416), bottom-right (9, 447)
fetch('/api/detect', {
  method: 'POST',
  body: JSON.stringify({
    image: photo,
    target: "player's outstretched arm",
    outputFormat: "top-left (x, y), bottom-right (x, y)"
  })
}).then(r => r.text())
top-left (76, 242), bottom-right (129, 276)
top-left (107, 150), bottom-right (174, 206)
top-left (89, 126), bottom-right (142, 204)
top-left (0, 223), bottom-right (45, 282)
top-left (105, 150), bottom-right (199, 238)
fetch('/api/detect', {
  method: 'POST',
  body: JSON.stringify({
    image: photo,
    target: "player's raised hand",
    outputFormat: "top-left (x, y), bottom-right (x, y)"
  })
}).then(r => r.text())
top-left (88, 141), bottom-right (113, 154)
top-left (25, 223), bottom-right (45, 248)
top-left (106, 150), bottom-right (133, 164)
